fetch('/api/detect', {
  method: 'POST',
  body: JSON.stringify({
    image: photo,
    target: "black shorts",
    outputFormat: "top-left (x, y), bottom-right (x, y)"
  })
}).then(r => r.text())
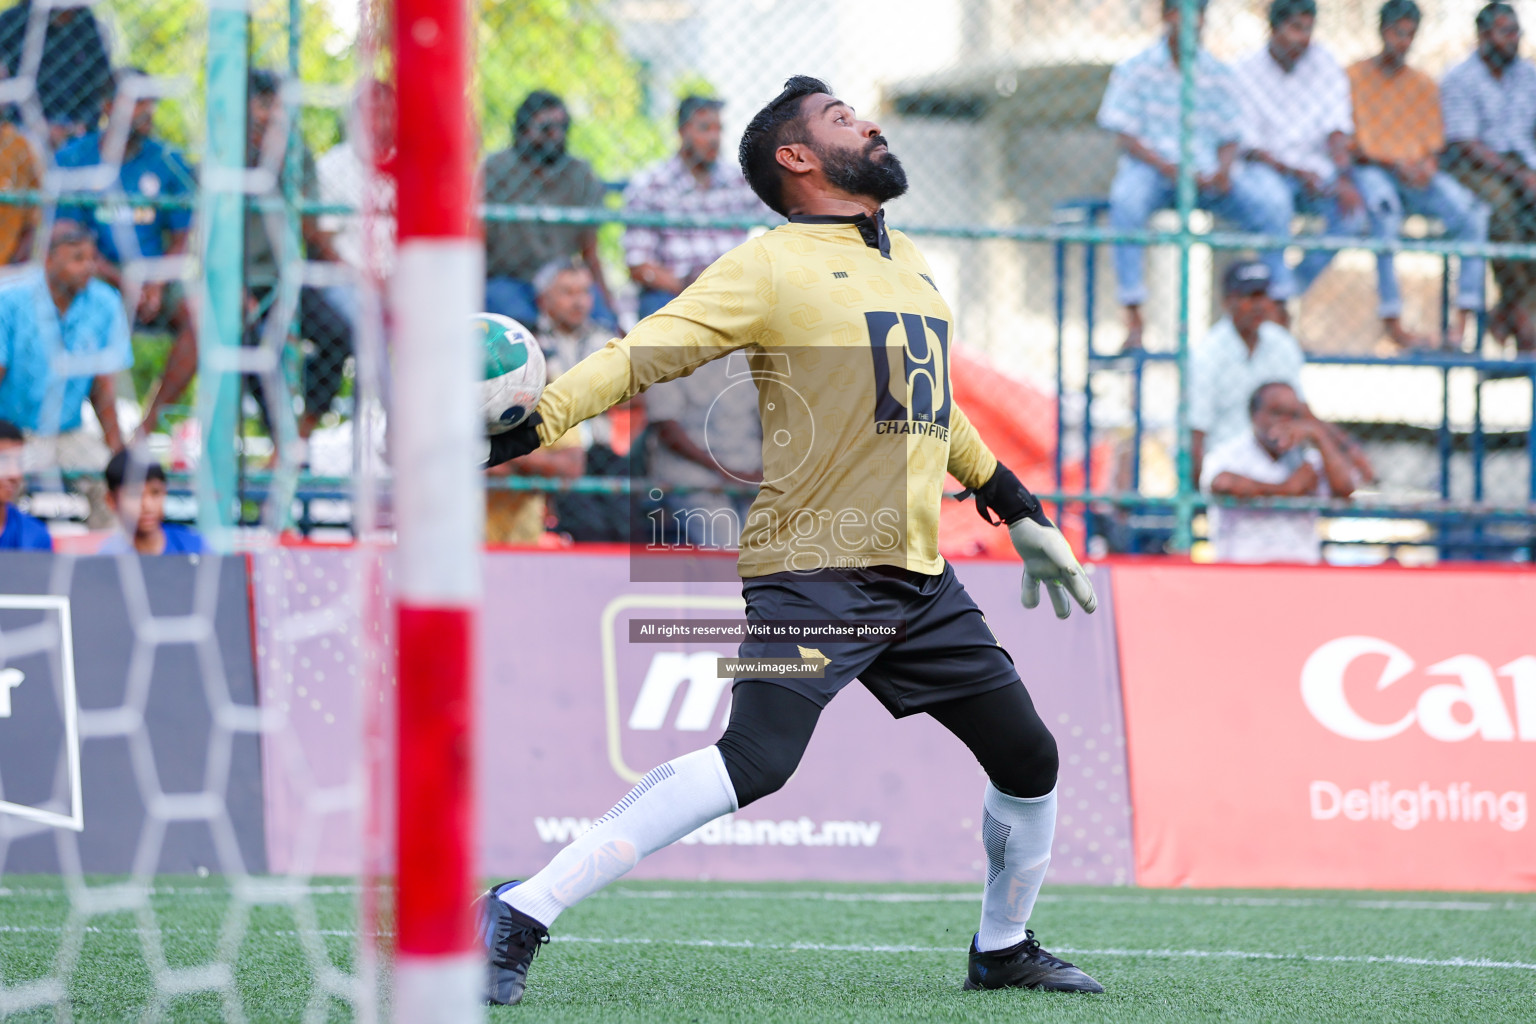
top-left (736, 562), bottom-right (1019, 717)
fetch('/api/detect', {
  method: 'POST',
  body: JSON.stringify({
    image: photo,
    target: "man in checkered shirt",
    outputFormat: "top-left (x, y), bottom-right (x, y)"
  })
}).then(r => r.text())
top-left (623, 95), bottom-right (774, 319)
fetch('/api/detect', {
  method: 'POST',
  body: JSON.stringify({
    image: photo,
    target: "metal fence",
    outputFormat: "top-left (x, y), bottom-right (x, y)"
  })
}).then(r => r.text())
top-left (3, 0), bottom-right (1532, 563)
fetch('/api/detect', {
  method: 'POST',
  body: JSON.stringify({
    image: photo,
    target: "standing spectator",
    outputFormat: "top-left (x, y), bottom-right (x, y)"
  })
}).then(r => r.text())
top-left (1098, 0), bottom-right (1290, 349)
top-left (646, 354), bottom-right (761, 549)
top-left (482, 91), bottom-right (616, 330)
top-left (0, 2), bottom-right (112, 150)
top-left (1350, 0), bottom-right (1488, 349)
top-left (316, 79), bottom-right (397, 320)
top-left (1235, 0), bottom-right (1367, 301)
top-left (1200, 381), bottom-right (1356, 564)
top-left (1441, 2), bottom-right (1536, 351)
top-left (144, 70), bottom-right (353, 458)
top-left (0, 417), bottom-right (50, 549)
top-left (56, 68), bottom-right (198, 432)
top-left (98, 450), bottom-right (204, 555)
top-left (1187, 260), bottom-right (1370, 487)
top-left (0, 221), bottom-right (130, 526)
top-left (623, 95), bottom-right (770, 320)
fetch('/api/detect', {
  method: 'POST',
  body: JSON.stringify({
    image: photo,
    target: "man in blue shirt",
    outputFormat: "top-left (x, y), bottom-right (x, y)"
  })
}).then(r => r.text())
top-left (0, 418), bottom-right (50, 549)
top-left (98, 449), bottom-right (203, 556)
top-left (0, 220), bottom-right (132, 525)
top-left (56, 67), bottom-right (196, 432)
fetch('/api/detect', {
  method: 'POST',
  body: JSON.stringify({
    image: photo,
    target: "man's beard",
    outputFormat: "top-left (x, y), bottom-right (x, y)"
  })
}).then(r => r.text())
top-left (816, 135), bottom-right (908, 205)
top-left (1482, 40), bottom-right (1517, 69)
top-left (515, 136), bottom-right (566, 165)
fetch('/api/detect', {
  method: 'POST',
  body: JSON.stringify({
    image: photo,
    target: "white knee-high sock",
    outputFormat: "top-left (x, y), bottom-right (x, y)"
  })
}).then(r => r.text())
top-left (977, 783), bottom-right (1056, 951)
top-left (502, 746), bottom-right (738, 927)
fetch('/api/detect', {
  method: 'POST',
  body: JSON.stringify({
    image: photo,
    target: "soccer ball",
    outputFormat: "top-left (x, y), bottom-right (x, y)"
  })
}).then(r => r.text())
top-left (476, 313), bottom-right (546, 434)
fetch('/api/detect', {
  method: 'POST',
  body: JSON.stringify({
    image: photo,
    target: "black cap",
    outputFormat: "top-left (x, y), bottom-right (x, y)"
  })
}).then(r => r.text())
top-left (1223, 260), bottom-right (1272, 297)
top-left (678, 95), bottom-right (723, 128)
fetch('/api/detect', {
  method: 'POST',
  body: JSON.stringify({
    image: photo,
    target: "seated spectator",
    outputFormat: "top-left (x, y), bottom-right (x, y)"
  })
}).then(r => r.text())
top-left (0, 96), bottom-right (40, 264)
top-left (1188, 260), bottom-right (1371, 486)
top-left (485, 428), bottom-right (584, 545)
top-left (1201, 381), bottom-right (1356, 564)
top-left (0, 221), bottom-right (130, 527)
top-left (57, 68), bottom-right (198, 428)
top-left (0, 417), bottom-right (50, 549)
top-left (530, 259), bottom-right (632, 541)
top-left (1235, 0), bottom-right (1367, 302)
top-left (316, 79), bottom-right (396, 321)
top-left (1441, 2), bottom-right (1536, 351)
top-left (0, 1), bottom-right (111, 150)
top-left (146, 70), bottom-right (353, 459)
top-left (483, 91), bottom-right (616, 331)
top-left (1098, 0), bottom-right (1289, 349)
top-left (98, 449), bottom-right (203, 555)
top-left (646, 353), bottom-right (761, 549)
top-left (1350, 0), bottom-right (1488, 349)
top-left (623, 95), bottom-right (769, 320)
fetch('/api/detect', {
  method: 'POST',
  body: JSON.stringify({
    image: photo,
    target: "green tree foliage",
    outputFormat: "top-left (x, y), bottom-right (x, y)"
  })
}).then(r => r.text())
top-left (476, 0), bottom-right (665, 180)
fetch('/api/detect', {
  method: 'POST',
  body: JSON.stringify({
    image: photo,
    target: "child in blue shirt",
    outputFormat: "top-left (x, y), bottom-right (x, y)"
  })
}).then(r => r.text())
top-left (0, 418), bottom-right (51, 550)
top-left (98, 449), bottom-right (204, 556)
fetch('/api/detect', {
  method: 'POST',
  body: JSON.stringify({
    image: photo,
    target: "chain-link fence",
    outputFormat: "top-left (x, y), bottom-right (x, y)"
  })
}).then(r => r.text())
top-left (1, 0), bottom-right (1532, 561)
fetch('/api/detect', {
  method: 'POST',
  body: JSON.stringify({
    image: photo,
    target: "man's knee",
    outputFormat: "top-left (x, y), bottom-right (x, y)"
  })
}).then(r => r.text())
top-left (990, 730), bottom-right (1058, 799)
top-left (716, 733), bottom-right (801, 808)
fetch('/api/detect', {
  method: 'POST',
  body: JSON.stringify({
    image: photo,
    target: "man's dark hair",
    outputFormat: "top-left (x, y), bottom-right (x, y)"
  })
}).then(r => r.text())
top-left (1380, 0), bottom-right (1421, 27)
top-left (248, 68), bottom-right (280, 98)
top-left (104, 449), bottom-right (167, 493)
top-left (513, 90), bottom-right (567, 139)
top-left (1477, 1), bottom-right (1517, 31)
top-left (1269, 0), bottom-right (1317, 29)
top-left (1248, 381), bottom-right (1294, 417)
top-left (0, 418), bottom-right (21, 443)
top-left (678, 94), bottom-right (723, 129)
top-left (738, 76), bottom-right (831, 217)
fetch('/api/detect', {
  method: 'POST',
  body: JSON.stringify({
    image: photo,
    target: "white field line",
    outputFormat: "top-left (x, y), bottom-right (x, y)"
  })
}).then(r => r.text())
top-left (599, 889), bottom-right (1534, 913)
top-left (2, 925), bottom-right (1531, 974)
top-left (2, 885), bottom-right (1534, 914)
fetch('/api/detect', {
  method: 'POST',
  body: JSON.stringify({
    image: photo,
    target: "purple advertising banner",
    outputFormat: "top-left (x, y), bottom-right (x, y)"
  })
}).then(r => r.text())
top-left (254, 549), bottom-right (1133, 885)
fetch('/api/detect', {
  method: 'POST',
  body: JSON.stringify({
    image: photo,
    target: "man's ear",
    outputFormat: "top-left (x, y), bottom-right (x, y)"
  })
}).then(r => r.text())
top-left (774, 141), bottom-right (818, 178)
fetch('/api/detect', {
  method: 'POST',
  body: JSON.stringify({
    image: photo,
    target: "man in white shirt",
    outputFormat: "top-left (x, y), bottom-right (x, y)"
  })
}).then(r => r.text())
top-left (1187, 260), bottom-right (1373, 487)
top-left (316, 80), bottom-right (396, 324)
top-left (1200, 381), bottom-right (1356, 564)
top-left (1234, 0), bottom-right (1367, 300)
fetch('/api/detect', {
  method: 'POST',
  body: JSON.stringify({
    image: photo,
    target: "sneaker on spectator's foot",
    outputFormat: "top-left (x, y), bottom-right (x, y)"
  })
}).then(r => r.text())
top-left (476, 881), bottom-right (549, 1005)
top-left (963, 930), bottom-right (1104, 993)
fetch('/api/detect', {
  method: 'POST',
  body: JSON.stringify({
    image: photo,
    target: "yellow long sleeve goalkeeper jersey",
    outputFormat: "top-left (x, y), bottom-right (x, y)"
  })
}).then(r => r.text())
top-left (533, 210), bottom-right (999, 577)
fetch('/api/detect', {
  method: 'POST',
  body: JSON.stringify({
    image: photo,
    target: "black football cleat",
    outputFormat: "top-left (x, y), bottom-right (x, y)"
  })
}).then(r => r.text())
top-left (476, 881), bottom-right (550, 1005)
top-left (963, 930), bottom-right (1105, 993)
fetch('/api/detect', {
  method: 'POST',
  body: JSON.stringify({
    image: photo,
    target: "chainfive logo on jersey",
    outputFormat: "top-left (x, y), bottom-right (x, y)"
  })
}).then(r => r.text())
top-left (1300, 636), bottom-right (1536, 743)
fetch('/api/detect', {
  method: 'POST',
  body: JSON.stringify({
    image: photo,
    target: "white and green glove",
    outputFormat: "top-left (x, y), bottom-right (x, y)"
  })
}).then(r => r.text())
top-left (967, 464), bottom-right (1098, 620)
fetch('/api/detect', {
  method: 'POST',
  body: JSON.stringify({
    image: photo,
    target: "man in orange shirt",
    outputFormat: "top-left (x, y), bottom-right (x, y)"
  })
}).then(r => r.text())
top-left (1350, 0), bottom-right (1488, 348)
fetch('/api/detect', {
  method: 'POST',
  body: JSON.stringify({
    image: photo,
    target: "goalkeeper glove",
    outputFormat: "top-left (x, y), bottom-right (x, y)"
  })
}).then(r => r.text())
top-left (966, 464), bottom-right (1098, 620)
top-left (482, 413), bottom-right (544, 469)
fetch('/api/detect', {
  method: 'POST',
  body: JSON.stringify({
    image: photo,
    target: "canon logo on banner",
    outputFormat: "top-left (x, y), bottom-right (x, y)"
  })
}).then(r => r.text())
top-left (1301, 637), bottom-right (1536, 742)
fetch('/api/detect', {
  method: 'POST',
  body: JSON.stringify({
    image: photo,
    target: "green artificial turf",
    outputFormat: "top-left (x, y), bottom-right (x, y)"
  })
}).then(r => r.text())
top-left (2, 878), bottom-right (1533, 1022)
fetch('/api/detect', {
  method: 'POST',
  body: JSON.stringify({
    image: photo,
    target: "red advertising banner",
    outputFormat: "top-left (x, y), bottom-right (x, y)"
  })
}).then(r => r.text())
top-left (1114, 563), bottom-right (1536, 891)
top-left (254, 549), bottom-right (1134, 884)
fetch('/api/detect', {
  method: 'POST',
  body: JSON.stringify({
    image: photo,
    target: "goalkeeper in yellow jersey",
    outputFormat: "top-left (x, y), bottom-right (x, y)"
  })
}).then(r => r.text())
top-left (477, 76), bottom-right (1103, 1004)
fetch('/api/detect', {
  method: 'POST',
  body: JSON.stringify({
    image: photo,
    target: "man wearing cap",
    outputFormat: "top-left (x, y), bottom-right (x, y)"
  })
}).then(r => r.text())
top-left (623, 95), bottom-right (772, 319)
top-left (1188, 260), bottom-right (1370, 487)
top-left (1097, 0), bottom-right (1290, 349)
top-left (483, 91), bottom-right (617, 330)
